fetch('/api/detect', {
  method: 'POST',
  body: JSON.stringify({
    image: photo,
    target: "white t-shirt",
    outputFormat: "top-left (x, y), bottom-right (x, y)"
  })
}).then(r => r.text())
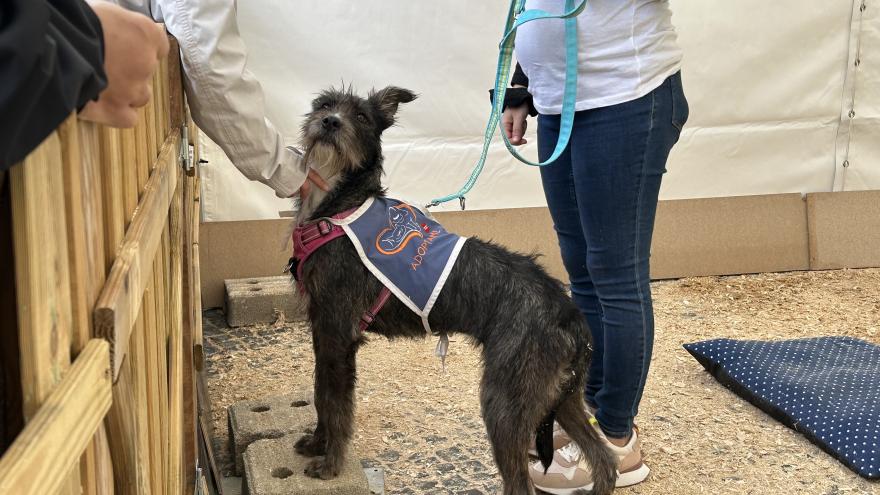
top-left (514, 0), bottom-right (683, 114)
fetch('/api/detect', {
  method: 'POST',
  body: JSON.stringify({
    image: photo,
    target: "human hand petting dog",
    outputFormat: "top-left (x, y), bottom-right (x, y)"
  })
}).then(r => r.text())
top-left (79, 2), bottom-right (169, 128)
top-left (298, 167), bottom-right (331, 199)
top-left (502, 85), bottom-right (531, 146)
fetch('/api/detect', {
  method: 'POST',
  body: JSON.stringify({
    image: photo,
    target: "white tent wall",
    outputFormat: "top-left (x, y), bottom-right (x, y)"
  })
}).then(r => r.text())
top-left (196, 1), bottom-right (879, 305)
top-left (199, 1), bottom-right (878, 221)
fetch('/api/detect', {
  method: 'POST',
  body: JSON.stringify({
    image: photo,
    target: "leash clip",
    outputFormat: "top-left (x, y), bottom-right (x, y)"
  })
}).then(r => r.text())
top-left (459, 196), bottom-right (466, 210)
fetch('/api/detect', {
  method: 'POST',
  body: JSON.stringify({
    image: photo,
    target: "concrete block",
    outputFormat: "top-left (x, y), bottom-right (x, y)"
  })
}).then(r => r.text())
top-left (222, 477), bottom-right (243, 495)
top-left (242, 435), bottom-right (370, 495)
top-left (224, 276), bottom-right (304, 327)
top-left (228, 391), bottom-right (317, 476)
top-left (363, 467), bottom-right (384, 495)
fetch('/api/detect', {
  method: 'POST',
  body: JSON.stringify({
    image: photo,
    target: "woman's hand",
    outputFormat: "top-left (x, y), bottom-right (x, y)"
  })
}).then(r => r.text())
top-left (502, 103), bottom-right (531, 146)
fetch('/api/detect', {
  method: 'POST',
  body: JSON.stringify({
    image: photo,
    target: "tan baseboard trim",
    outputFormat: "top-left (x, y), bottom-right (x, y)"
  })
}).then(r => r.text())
top-left (807, 190), bottom-right (880, 270)
top-left (199, 191), bottom-right (879, 308)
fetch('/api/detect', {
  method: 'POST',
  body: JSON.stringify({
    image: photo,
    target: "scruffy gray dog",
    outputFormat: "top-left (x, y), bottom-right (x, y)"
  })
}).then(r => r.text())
top-left (291, 85), bottom-right (617, 495)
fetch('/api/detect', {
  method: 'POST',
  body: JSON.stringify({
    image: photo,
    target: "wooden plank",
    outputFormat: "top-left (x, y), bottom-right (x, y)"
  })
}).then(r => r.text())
top-left (103, 121), bottom-right (151, 495)
top-left (120, 128), bottom-right (139, 228)
top-left (167, 172), bottom-right (184, 494)
top-left (112, 314), bottom-right (153, 495)
top-left (99, 128), bottom-right (126, 273)
top-left (10, 132), bottom-right (75, 419)
top-left (135, 108), bottom-right (150, 192)
top-left (192, 160), bottom-right (204, 367)
top-left (145, 83), bottom-right (158, 162)
top-left (0, 340), bottom-right (112, 495)
top-left (151, 236), bottom-right (170, 491)
top-left (57, 117), bottom-right (115, 495)
top-left (94, 133), bottom-right (181, 379)
top-left (58, 117), bottom-right (91, 351)
top-left (147, 235), bottom-right (170, 495)
top-left (76, 122), bottom-right (108, 299)
top-left (141, 276), bottom-right (163, 495)
top-left (153, 64), bottom-right (164, 145)
top-left (9, 131), bottom-right (81, 495)
top-left (93, 423), bottom-right (115, 495)
top-left (181, 173), bottom-right (198, 490)
top-left (168, 37), bottom-right (184, 129)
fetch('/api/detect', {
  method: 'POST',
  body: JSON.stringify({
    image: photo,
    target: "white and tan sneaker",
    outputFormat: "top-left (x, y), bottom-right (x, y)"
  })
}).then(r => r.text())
top-left (529, 422), bottom-right (650, 494)
top-left (527, 422), bottom-right (569, 459)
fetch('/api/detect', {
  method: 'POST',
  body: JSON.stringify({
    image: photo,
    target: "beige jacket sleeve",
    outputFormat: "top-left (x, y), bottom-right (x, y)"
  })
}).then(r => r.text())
top-left (121, 0), bottom-right (307, 198)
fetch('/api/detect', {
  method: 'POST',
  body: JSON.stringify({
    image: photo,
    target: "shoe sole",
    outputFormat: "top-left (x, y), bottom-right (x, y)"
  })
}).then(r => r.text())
top-left (617, 462), bottom-right (650, 487)
top-left (532, 464), bottom-right (650, 494)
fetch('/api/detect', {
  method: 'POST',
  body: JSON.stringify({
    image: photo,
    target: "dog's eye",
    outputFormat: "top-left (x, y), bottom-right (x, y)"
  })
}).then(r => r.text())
top-left (357, 113), bottom-right (367, 123)
top-left (321, 102), bottom-right (331, 110)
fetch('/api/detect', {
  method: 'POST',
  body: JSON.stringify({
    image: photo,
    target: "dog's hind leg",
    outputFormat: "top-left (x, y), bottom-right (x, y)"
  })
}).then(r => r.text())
top-left (299, 320), bottom-right (360, 480)
top-left (480, 371), bottom-right (543, 495)
top-left (555, 392), bottom-right (618, 495)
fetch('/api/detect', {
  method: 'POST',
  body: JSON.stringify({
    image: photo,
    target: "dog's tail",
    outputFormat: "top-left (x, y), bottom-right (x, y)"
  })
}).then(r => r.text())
top-left (555, 393), bottom-right (617, 495)
top-left (535, 310), bottom-right (592, 470)
top-left (552, 314), bottom-right (617, 495)
top-left (535, 409), bottom-right (557, 469)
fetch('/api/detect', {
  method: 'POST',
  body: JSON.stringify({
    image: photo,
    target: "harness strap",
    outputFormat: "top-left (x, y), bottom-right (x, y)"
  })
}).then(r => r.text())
top-left (291, 208), bottom-right (394, 333)
top-left (291, 209), bottom-right (356, 281)
top-left (358, 287), bottom-right (393, 333)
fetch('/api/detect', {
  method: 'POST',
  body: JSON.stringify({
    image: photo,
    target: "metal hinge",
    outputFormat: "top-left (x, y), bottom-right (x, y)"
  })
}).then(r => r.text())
top-left (180, 125), bottom-right (194, 172)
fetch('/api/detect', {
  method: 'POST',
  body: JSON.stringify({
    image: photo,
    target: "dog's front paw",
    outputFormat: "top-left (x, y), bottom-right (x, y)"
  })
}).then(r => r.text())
top-left (295, 434), bottom-right (326, 457)
top-left (304, 458), bottom-right (339, 480)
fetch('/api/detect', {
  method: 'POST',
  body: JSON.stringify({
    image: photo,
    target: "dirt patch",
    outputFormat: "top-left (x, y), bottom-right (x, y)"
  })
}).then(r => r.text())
top-left (205, 268), bottom-right (880, 494)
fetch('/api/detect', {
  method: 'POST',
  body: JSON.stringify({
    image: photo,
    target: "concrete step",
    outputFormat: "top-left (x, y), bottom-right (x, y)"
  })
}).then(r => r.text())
top-left (224, 276), bottom-right (305, 327)
top-left (228, 391), bottom-right (317, 476)
top-left (242, 435), bottom-right (371, 495)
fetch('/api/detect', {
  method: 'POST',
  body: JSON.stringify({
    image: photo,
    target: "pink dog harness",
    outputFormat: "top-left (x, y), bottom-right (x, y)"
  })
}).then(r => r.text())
top-left (290, 208), bottom-right (393, 333)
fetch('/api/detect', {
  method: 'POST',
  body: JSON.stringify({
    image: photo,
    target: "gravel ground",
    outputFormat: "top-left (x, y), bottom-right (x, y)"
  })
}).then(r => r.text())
top-left (204, 268), bottom-right (880, 495)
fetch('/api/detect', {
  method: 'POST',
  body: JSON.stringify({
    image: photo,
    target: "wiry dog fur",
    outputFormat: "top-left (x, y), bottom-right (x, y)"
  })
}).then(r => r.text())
top-left (292, 85), bottom-right (617, 495)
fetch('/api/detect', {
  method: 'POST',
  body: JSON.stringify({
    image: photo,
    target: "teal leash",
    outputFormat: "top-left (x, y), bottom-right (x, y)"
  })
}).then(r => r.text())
top-left (427, 0), bottom-right (585, 209)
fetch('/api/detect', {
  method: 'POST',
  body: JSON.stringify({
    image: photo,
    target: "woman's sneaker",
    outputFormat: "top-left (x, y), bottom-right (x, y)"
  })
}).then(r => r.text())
top-left (528, 424), bottom-right (650, 494)
top-left (527, 422), bottom-right (569, 458)
top-left (528, 403), bottom-right (597, 458)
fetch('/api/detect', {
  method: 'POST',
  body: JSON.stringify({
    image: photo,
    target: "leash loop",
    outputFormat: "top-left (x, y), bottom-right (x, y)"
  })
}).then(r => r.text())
top-left (428, 0), bottom-right (586, 209)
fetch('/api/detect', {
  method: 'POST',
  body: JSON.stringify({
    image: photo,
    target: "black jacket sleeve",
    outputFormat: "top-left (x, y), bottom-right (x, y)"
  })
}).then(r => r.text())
top-left (0, 0), bottom-right (107, 171)
top-left (488, 63), bottom-right (537, 117)
top-left (511, 62), bottom-right (529, 88)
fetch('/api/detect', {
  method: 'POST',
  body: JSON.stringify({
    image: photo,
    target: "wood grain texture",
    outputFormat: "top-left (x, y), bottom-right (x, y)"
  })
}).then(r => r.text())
top-left (58, 117), bottom-right (116, 495)
top-left (0, 340), bottom-right (112, 495)
top-left (99, 128), bottom-right (125, 273)
top-left (94, 133), bottom-right (181, 379)
top-left (166, 170), bottom-right (185, 494)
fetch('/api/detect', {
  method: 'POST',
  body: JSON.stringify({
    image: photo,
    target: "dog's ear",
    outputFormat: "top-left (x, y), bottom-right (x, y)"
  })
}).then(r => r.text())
top-left (369, 86), bottom-right (417, 128)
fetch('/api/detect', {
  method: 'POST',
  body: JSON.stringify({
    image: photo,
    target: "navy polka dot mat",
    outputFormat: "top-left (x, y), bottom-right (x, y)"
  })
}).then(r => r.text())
top-left (684, 336), bottom-right (880, 479)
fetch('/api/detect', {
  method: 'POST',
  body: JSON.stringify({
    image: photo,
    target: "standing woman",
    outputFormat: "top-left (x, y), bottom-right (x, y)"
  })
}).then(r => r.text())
top-left (502, 1), bottom-right (688, 492)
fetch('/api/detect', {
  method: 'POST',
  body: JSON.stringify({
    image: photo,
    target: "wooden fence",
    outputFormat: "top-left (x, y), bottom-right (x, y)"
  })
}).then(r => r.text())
top-left (0, 38), bottom-right (203, 495)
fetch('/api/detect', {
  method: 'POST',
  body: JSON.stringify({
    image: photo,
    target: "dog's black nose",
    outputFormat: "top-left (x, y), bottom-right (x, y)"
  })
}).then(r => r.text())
top-left (322, 116), bottom-right (341, 130)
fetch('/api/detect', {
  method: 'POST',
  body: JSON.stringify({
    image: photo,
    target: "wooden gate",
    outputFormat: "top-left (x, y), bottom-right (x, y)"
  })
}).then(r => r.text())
top-left (0, 38), bottom-right (202, 495)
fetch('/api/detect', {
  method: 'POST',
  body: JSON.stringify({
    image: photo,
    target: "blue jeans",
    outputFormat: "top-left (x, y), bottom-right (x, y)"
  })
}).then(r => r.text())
top-left (538, 72), bottom-right (688, 438)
